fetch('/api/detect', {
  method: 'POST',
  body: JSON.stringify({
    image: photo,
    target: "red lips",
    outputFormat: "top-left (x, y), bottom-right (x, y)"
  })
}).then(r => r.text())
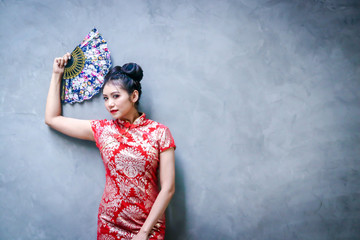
top-left (110, 110), bottom-right (118, 113)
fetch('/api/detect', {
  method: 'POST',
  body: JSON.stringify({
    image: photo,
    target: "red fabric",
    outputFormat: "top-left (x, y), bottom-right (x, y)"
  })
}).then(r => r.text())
top-left (91, 113), bottom-right (176, 240)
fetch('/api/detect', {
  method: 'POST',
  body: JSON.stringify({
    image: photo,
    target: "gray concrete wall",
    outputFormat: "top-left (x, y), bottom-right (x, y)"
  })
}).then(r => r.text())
top-left (0, 0), bottom-right (359, 239)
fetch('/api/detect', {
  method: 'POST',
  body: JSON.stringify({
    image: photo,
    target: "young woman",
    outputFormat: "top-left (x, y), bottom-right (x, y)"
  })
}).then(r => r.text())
top-left (45, 53), bottom-right (176, 240)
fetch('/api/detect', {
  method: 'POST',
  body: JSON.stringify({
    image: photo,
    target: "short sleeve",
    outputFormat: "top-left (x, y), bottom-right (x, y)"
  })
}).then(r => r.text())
top-left (90, 120), bottom-right (105, 149)
top-left (159, 127), bottom-right (176, 152)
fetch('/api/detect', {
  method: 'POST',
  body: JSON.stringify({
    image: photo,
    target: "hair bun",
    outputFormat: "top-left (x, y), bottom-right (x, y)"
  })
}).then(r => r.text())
top-left (121, 63), bottom-right (143, 82)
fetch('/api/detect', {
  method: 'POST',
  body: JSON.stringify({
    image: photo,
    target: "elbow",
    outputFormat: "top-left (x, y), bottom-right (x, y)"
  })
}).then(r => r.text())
top-left (45, 116), bottom-right (57, 128)
top-left (44, 118), bottom-right (50, 126)
top-left (165, 185), bottom-right (175, 198)
top-left (170, 187), bottom-right (175, 198)
top-left (44, 117), bottom-right (52, 127)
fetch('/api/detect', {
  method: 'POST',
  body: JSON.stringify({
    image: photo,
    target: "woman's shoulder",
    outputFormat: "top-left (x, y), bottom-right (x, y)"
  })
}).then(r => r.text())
top-left (145, 118), bottom-right (176, 150)
top-left (144, 118), bottom-right (174, 142)
top-left (91, 118), bottom-right (116, 124)
top-left (145, 118), bottom-right (169, 130)
top-left (90, 118), bottom-right (117, 129)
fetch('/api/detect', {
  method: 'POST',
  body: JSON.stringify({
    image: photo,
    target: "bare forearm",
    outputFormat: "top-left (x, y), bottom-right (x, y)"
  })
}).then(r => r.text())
top-left (140, 188), bottom-right (175, 235)
top-left (45, 73), bottom-right (62, 125)
top-left (44, 54), bottom-right (94, 141)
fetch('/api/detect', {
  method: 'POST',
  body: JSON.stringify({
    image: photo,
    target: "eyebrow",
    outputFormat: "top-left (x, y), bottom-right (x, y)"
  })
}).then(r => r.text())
top-left (103, 91), bottom-right (120, 96)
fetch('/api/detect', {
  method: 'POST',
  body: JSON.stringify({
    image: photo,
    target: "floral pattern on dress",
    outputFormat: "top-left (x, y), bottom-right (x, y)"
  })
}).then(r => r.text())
top-left (91, 113), bottom-right (175, 240)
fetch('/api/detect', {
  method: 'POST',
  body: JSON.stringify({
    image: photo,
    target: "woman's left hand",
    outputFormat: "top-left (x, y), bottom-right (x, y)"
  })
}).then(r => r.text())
top-left (132, 231), bottom-right (149, 240)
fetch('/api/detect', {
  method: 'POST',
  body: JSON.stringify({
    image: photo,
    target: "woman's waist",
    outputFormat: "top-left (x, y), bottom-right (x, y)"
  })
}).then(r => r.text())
top-left (104, 175), bottom-right (159, 199)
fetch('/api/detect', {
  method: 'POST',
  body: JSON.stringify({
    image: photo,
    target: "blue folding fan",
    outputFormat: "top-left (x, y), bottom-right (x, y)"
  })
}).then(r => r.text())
top-left (62, 28), bottom-right (112, 104)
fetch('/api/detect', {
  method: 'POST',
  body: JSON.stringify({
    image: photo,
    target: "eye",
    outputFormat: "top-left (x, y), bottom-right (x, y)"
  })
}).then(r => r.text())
top-left (103, 96), bottom-right (108, 101)
top-left (113, 94), bottom-right (120, 99)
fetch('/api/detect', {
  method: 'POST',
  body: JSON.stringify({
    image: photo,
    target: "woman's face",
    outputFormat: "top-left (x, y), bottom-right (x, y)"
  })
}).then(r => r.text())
top-left (102, 83), bottom-right (138, 120)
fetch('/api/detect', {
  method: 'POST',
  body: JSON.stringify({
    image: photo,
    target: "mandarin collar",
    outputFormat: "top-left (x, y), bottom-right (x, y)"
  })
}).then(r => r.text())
top-left (116, 112), bottom-right (147, 129)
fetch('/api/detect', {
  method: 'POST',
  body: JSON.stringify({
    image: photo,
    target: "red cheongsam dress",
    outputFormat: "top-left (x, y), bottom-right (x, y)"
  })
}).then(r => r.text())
top-left (90, 113), bottom-right (176, 240)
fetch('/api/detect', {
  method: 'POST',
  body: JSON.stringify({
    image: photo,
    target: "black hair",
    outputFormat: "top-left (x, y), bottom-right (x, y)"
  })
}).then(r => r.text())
top-left (103, 63), bottom-right (143, 107)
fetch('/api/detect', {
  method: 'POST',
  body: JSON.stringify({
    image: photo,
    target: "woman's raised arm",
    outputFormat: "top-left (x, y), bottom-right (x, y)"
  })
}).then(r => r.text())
top-left (45, 53), bottom-right (94, 141)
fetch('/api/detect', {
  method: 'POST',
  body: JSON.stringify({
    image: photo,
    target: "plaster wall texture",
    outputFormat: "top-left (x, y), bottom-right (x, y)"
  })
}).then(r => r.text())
top-left (0, 0), bottom-right (359, 239)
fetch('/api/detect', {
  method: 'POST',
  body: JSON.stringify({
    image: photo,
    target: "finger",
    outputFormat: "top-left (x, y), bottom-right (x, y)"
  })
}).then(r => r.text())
top-left (59, 58), bottom-right (65, 68)
top-left (63, 52), bottom-right (71, 61)
top-left (55, 57), bottom-right (61, 66)
top-left (63, 57), bottom-right (68, 67)
top-left (63, 54), bottom-right (70, 66)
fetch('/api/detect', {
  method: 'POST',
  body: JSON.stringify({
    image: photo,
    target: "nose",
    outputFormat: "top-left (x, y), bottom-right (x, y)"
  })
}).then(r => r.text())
top-left (107, 99), bottom-right (115, 108)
